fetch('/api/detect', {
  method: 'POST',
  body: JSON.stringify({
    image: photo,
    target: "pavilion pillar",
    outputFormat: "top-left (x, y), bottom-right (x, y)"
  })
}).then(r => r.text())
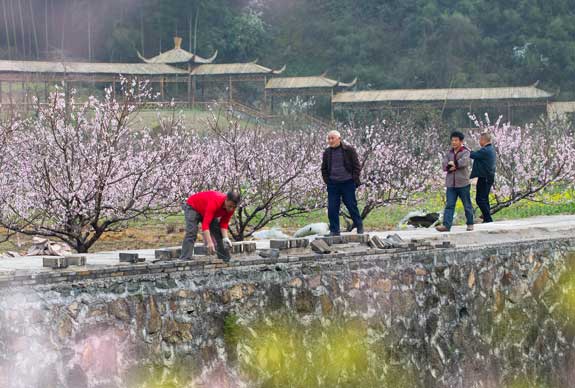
top-left (263, 76), bottom-right (267, 113)
top-left (8, 81), bottom-right (13, 107)
top-left (174, 75), bottom-right (179, 102)
top-left (0, 81), bottom-right (2, 106)
top-left (160, 77), bottom-right (165, 101)
top-left (112, 79), bottom-right (116, 100)
top-left (228, 76), bottom-right (232, 103)
top-left (64, 80), bottom-right (70, 119)
top-left (44, 80), bottom-right (48, 104)
top-left (187, 74), bottom-right (191, 108)
top-left (191, 76), bottom-right (196, 107)
top-left (330, 89), bottom-right (334, 122)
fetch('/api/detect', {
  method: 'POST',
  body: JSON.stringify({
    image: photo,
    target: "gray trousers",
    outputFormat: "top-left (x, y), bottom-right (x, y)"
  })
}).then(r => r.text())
top-left (180, 203), bottom-right (230, 262)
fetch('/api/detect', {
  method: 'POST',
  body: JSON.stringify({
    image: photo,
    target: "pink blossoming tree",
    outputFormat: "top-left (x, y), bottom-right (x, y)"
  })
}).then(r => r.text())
top-left (0, 112), bottom-right (21, 243)
top-left (338, 120), bottom-right (441, 229)
top-left (469, 113), bottom-right (575, 214)
top-left (0, 79), bottom-right (191, 252)
top-left (189, 110), bottom-right (325, 241)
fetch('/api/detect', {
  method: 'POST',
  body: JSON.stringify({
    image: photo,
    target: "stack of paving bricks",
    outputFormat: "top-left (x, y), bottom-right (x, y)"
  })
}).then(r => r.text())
top-left (193, 242), bottom-right (257, 256)
top-left (317, 234), bottom-right (371, 245)
top-left (154, 242), bottom-right (257, 260)
top-left (42, 255), bottom-right (86, 269)
top-left (368, 234), bottom-right (452, 252)
top-left (230, 241), bottom-right (257, 255)
top-left (310, 234), bottom-right (371, 254)
top-left (269, 238), bottom-right (310, 250)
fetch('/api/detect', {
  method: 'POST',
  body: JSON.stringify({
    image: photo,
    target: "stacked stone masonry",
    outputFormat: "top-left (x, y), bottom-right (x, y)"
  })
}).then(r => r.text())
top-left (0, 237), bottom-right (574, 388)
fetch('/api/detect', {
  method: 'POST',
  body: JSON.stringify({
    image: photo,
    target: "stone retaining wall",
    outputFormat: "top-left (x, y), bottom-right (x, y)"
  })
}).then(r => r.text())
top-left (0, 238), bottom-right (574, 387)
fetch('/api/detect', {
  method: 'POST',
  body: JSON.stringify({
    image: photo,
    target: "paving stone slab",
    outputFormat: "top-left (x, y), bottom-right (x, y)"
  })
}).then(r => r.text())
top-left (154, 249), bottom-right (175, 261)
top-left (65, 255), bottom-right (87, 266)
top-left (119, 253), bottom-right (142, 263)
top-left (258, 249), bottom-right (280, 259)
top-left (42, 256), bottom-right (68, 269)
top-left (311, 239), bottom-right (332, 254)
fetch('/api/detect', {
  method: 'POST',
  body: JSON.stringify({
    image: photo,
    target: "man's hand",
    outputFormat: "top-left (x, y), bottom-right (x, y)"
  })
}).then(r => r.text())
top-left (206, 241), bottom-right (216, 255)
top-left (222, 237), bottom-right (233, 249)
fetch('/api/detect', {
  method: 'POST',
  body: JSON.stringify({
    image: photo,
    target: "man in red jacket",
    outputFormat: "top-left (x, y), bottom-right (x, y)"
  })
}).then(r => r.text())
top-left (180, 191), bottom-right (240, 262)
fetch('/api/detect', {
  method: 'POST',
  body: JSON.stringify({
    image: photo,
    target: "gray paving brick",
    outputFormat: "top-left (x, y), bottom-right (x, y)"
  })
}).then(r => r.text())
top-left (270, 239), bottom-right (289, 250)
top-left (65, 255), bottom-right (87, 266)
top-left (42, 256), bottom-right (68, 269)
top-left (119, 253), bottom-right (140, 263)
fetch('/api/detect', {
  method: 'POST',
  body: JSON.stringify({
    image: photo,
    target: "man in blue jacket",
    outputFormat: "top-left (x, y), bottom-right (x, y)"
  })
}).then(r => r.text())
top-left (470, 132), bottom-right (496, 223)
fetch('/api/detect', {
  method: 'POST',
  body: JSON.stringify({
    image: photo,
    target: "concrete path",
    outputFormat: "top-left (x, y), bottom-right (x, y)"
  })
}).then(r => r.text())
top-left (1, 215), bottom-right (574, 274)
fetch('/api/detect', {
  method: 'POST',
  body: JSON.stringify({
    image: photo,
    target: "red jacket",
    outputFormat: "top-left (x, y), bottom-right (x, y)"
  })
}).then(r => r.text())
top-left (187, 191), bottom-right (234, 231)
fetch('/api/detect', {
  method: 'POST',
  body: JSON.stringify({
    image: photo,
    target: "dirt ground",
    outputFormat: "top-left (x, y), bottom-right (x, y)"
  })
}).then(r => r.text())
top-left (0, 223), bottom-right (190, 255)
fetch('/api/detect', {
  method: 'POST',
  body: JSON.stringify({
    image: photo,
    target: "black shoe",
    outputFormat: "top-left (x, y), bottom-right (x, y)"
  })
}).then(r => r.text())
top-left (356, 226), bottom-right (364, 234)
top-left (329, 232), bottom-right (341, 237)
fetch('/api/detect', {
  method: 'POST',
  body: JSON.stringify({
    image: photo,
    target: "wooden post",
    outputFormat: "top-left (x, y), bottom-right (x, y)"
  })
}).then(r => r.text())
top-left (112, 79), bottom-right (116, 100)
top-left (263, 76), bottom-right (267, 113)
top-left (187, 74), bottom-right (191, 108)
top-left (160, 77), bottom-right (165, 101)
top-left (26, 80), bottom-right (30, 112)
top-left (228, 76), bottom-right (232, 103)
top-left (191, 75), bottom-right (196, 107)
top-left (44, 80), bottom-right (48, 104)
top-left (64, 80), bottom-right (70, 119)
top-left (330, 89), bottom-right (334, 122)
top-left (0, 80), bottom-right (3, 106)
top-left (174, 75), bottom-right (179, 102)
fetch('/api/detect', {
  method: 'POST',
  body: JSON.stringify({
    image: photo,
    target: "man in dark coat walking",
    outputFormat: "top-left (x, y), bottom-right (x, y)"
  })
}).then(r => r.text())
top-left (470, 132), bottom-right (497, 223)
top-left (321, 130), bottom-right (364, 236)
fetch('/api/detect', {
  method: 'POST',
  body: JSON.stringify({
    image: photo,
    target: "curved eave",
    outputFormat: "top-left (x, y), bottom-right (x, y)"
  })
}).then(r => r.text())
top-left (196, 50), bottom-right (218, 64)
top-left (271, 64), bottom-right (286, 75)
top-left (336, 77), bottom-right (357, 88)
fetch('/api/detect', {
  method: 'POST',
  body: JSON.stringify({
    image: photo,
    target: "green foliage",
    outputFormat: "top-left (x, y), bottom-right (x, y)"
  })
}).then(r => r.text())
top-left (223, 312), bottom-right (244, 355)
top-left (235, 315), bottom-right (417, 388)
top-left (2, 1), bottom-right (574, 98)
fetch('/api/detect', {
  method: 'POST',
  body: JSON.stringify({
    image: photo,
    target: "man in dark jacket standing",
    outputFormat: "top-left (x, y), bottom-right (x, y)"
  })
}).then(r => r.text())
top-left (470, 132), bottom-right (496, 223)
top-left (321, 130), bottom-right (364, 236)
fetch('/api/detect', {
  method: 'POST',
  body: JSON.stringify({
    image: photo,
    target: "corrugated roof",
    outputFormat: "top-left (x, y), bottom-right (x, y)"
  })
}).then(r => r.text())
top-left (191, 62), bottom-right (285, 76)
top-left (333, 85), bottom-right (553, 103)
top-left (138, 36), bottom-right (217, 65)
top-left (0, 59), bottom-right (188, 75)
top-left (266, 75), bottom-right (357, 89)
